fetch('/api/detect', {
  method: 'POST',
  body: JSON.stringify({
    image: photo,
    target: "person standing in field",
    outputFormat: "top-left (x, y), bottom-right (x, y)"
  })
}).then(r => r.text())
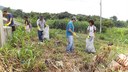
top-left (66, 16), bottom-right (77, 53)
top-left (24, 16), bottom-right (32, 32)
top-left (3, 9), bottom-right (15, 32)
top-left (37, 16), bottom-right (46, 43)
top-left (85, 20), bottom-right (96, 54)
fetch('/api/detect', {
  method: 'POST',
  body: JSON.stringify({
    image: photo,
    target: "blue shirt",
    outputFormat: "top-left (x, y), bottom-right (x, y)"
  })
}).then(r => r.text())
top-left (7, 13), bottom-right (14, 26)
top-left (66, 21), bottom-right (74, 37)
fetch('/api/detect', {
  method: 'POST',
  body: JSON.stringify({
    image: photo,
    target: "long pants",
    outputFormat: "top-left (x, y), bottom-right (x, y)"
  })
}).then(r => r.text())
top-left (66, 36), bottom-right (74, 52)
top-left (38, 30), bottom-right (43, 42)
top-left (11, 26), bottom-right (15, 32)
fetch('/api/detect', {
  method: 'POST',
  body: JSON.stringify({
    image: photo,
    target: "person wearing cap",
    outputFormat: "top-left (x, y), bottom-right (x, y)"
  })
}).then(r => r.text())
top-left (3, 9), bottom-right (15, 32)
top-left (37, 16), bottom-right (46, 42)
top-left (66, 16), bottom-right (77, 53)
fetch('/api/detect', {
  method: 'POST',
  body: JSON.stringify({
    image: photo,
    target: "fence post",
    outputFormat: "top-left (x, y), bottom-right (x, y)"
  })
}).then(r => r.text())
top-left (0, 10), bottom-right (5, 47)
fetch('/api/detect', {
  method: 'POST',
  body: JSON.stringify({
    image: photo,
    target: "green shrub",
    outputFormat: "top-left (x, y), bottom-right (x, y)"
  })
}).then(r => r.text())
top-left (99, 34), bottom-right (105, 40)
top-left (47, 19), bottom-right (88, 33)
top-left (30, 17), bottom-right (38, 27)
top-left (102, 26), bottom-right (107, 33)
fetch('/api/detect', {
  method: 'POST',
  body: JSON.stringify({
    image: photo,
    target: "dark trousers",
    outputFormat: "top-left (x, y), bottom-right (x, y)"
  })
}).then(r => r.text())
top-left (11, 26), bottom-right (15, 32)
top-left (38, 30), bottom-right (43, 42)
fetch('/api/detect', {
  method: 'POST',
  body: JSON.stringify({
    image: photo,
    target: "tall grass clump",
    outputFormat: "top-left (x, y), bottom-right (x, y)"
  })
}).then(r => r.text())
top-left (47, 19), bottom-right (88, 33)
top-left (0, 26), bottom-right (47, 72)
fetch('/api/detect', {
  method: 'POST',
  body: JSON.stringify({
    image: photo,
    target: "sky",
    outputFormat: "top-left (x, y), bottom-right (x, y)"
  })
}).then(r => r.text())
top-left (0, 0), bottom-right (128, 21)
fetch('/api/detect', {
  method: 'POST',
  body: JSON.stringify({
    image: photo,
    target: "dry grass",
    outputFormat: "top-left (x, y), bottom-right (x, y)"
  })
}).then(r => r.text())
top-left (0, 26), bottom-right (128, 72)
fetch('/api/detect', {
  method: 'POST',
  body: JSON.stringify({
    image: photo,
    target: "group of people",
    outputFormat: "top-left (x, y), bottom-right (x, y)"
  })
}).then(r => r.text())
top-left (24, 15), bottom-right (47, 43)
top-left (66, 17), bottom-right (96, 54)
top-left (3, 9), bottom-right (96, 54)
top-left (2, 9), bottom-right (47, 43)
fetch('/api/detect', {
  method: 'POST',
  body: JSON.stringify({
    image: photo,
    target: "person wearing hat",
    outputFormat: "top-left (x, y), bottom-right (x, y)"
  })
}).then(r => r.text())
top-left (66, 16), bottom-right (77, 53)
top-left (3, 9), bottom-right (15, 32)
top-left (37, 16), bottom-right (46, 43)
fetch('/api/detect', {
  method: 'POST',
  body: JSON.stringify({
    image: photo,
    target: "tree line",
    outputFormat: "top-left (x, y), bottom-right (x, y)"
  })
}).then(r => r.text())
top-left (3, 7), bottom-right (128, 33)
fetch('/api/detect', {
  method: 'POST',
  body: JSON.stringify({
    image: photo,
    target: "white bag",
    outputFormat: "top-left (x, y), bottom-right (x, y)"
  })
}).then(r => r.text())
top-left (44, 26), bottom-right (49, 40)
top-left (85, 37), bottom-right (96, 53)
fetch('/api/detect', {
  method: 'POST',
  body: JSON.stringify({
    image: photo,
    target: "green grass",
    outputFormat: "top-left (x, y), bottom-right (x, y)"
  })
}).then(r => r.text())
top-left (0, 26), bottom-right (128, 71)
top-left (97, 27), bottom-right (128, 54)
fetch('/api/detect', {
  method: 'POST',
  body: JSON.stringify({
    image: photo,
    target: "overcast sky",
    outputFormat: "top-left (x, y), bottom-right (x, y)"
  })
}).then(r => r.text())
top-left (0, 0), bottom-right (128, 20)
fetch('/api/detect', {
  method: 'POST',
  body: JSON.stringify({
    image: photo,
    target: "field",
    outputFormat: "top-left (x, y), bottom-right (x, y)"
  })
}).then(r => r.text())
top-left (0, 23), bottom-right (128, 72)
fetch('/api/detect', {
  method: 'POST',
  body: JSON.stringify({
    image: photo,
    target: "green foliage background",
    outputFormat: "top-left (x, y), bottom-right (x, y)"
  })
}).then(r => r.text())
top-left (3, 7), bottom-right (128, 33)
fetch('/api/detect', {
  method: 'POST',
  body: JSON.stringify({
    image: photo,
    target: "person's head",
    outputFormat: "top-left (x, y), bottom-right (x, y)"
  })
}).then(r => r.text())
top-left (3, 9), bottom-right (8, 17)
top-left (24, 16), bottom-right (28, 20)
top-left (71, 16), bottom-right (77, 22)
top-left (39, 16), bottom-right (44, 21)
top-left (89, 20), bottom-right (94, 26)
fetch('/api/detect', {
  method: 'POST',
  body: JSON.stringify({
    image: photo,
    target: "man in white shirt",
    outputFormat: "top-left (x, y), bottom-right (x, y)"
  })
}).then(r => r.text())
top-left (37, 16), bottom-right (46, 42)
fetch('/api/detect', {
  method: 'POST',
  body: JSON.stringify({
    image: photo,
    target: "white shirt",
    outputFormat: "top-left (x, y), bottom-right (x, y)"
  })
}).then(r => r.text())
top-left (37, 19), bottom-right (46, 31)
top-left (87, 25), bottom-right (96, 37)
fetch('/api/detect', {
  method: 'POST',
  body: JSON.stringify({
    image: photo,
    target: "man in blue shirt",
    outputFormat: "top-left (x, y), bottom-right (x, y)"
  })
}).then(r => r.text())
top-left (66, 16), bottom-right (77, 53)
top-left (3, 9), bottom-right (15, 32)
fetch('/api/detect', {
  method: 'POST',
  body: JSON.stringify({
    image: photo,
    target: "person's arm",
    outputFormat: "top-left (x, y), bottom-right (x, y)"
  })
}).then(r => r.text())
top-left (5, 18), bottom-right (12, 26)
top-left (68, 24), bottom-right (76, 36)
top-left (69, 29), bottom-right (73, 34)
top-left (5, 14), bottom-right (13, 26)
top-left (69, 29), bottom-right (77, 36)
top-left (87, 26), bottom-right (91, 38)
top-left (25, 20), bottom-right (28, 26)
top-left (93, 26), bottom-right (96, 38)
top-left (68, 24), bottom-right (73, 34)
top-left (37, 20), bottom-right (41, 30)
top-left (87, 26), bottom-right (89, 34)
top-left (44, 20), bottom-right (48, 27)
